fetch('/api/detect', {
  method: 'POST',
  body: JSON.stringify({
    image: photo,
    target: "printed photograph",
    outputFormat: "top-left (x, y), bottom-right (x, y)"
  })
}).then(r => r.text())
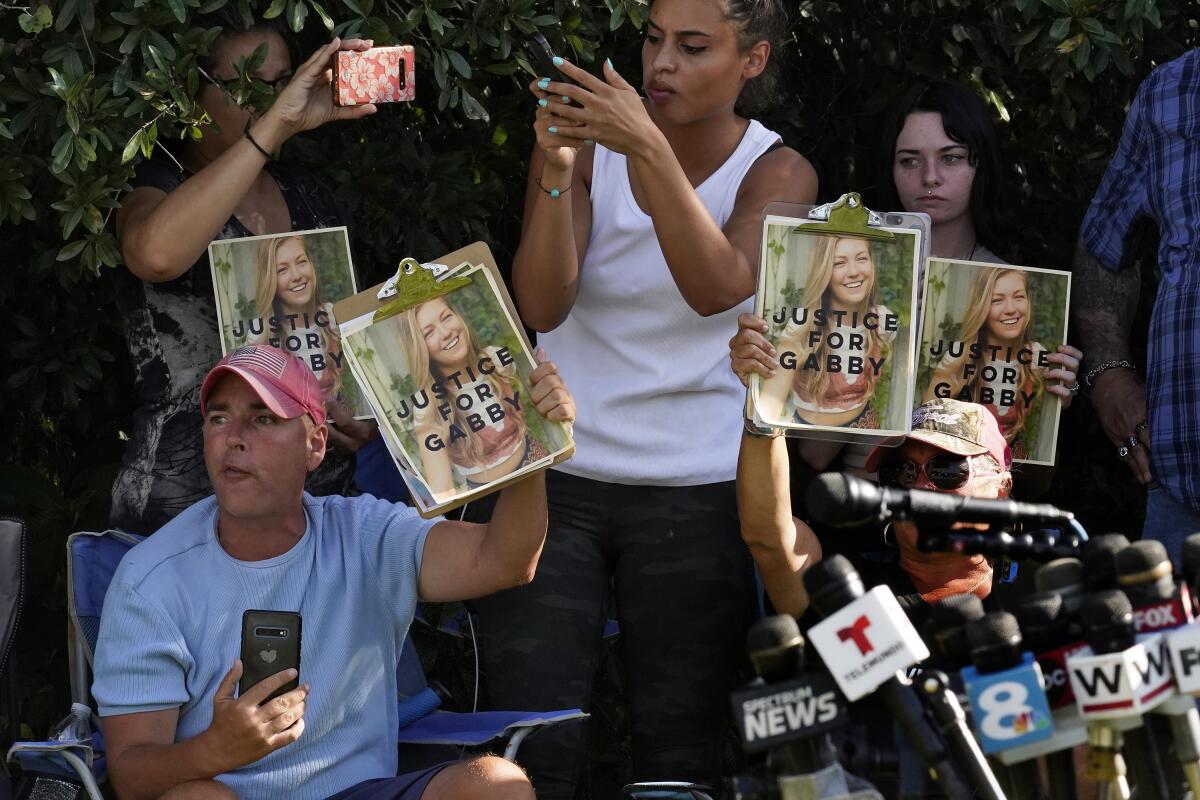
top-left (750, 216), bottom-right (920, 437)
top-left (341, 264), bottom-right (573, 514)
top-left (916, 259), bottom-right (1072, 465)
top-left (209, 227), bottom-right (367, 416)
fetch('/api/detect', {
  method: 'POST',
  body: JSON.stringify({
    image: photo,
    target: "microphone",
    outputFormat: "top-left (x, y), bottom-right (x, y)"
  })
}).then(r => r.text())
top-left (1118, 539), bottom-right (1200, 799)
top-left (731, 615), bottom-right (883, 799)
top-left (807, 473), bottom-right (1075, 529)
top-left (917, 527), bottom-right (1082, 561)
top-left (958, 612), bottom-right (1051, 800)
top-left (802, 555), bottom-right (973, 800)
top-left (1080, 533), bottom-right (1131, 591)
top-left (1010, 591), bottom-right (1085, 800)
top-left (1067, 589), bottom-right (1175, 800)
top-left (921, 593), bottom-right (985, 673)
top-left (1118, 540), bottom-right (1194, 635)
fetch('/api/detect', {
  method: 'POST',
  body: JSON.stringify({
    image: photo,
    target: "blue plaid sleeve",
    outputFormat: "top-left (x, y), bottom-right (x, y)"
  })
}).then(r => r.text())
top-left (1081, 82), bottom-right (1153, 271)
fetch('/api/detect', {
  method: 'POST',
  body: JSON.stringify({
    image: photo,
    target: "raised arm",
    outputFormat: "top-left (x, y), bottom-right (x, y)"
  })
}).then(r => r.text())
top-left (417, 356), bottom-right (574, 601)
top-left (736, 433), bottom-right (822, 617)
top-left (117, 38), bottom-right (376, 283)
top-left (730, 315), bottom-right (821, 616)
top-left (541, 58), bottom-right (817, 316)
top-left (510, 78), bottom-right (594, 332)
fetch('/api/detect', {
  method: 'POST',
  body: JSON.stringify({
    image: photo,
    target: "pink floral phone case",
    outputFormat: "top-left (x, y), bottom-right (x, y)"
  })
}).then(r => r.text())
top-left (332, 46), bottom-right (415, 106)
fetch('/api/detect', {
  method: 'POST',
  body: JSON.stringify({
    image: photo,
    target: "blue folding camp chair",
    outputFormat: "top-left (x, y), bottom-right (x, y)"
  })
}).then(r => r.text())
top-left (8, 529), bottom-right (586, 797)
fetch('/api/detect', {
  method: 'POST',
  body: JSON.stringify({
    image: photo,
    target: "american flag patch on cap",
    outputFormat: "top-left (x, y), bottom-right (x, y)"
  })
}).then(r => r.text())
top-left (228, 345), bottom-right (289, 378)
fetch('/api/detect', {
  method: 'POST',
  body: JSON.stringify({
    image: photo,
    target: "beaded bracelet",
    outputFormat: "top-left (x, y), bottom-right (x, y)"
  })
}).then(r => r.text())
top-left (536, 177), bottom-right (571, 199)
top-left (1084, 359), bottom-right (1137, 389)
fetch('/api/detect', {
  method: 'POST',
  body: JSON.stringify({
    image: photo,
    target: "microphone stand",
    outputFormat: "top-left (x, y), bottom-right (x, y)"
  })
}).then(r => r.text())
top-left (1085, 722), bottom-right (1131, 800)
top-left (915, 670), bottom-right (1007, 800)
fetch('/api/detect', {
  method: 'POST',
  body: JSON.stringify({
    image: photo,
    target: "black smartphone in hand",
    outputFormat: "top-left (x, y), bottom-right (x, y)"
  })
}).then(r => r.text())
top-left (239, 609), bottom-right (302, 705)
top-left (523, 32), bottom-right (576, 90)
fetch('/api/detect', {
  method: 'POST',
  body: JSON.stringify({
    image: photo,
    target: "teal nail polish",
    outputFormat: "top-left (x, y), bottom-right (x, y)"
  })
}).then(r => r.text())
top-left (584, 139), bottom-right (594, 145)
top-left (538, 98), bottom-right (548, 107)
top-left (552, 56), bottom-right (564, 66)
top-left (605, 58), bottom-right (613, 70)
top-left (562, 95), bottom-right (570, 103)
top-left (548, 126), bottom-right (558, 134)
top-left (538, 78), bottom-right (550, 90)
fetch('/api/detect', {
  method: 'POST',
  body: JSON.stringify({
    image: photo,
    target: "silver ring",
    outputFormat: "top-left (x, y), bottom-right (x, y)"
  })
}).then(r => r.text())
top-left (1135, 420), bottom-right (1148, 435)
top-left (1068, 380), bottom-right (1080, 395)
top-left (1127, 435), bottom-right (1141, 449)
top-left (1118, 445), bottom-right (1131, 460)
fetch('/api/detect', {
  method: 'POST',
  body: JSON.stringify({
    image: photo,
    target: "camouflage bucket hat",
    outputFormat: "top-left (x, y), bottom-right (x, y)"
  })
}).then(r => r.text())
top-left (865, 399), bottom-right (1012, 472)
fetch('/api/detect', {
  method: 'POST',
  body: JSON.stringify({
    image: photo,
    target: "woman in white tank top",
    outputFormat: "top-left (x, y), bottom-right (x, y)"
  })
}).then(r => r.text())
top-left (469, 0), bottom-right (816, 795)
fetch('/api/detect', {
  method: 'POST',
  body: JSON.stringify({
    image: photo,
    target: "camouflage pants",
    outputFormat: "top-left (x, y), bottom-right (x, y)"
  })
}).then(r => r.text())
top-left (468, 470), bottom-right (755, 799)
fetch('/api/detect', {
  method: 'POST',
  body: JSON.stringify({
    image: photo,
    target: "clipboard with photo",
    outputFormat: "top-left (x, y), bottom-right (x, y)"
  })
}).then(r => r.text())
top-left (335, 241), bottom-right (575, 519)
top-left (208, 226), bottom-right (370, 418)
top-left (747, 194), bottom-right (927, 443)
top-left (915, 258), bottom-right (1072, 466)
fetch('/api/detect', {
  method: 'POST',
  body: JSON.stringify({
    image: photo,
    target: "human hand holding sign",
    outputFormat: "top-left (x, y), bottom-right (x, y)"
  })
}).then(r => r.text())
top-left (199, 659), bottom-right (309, 772)
top-left (528, 348), bottom-right (574, 425)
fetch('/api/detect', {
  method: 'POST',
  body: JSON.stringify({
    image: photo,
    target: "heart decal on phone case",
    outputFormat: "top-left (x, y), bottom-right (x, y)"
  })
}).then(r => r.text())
top-left (260, 649), bottom-right (277, 664)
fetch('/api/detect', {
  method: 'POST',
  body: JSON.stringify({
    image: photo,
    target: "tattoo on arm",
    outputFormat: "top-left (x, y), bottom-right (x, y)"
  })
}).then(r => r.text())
top-left (1071, 236), bottom-right (1140, 372)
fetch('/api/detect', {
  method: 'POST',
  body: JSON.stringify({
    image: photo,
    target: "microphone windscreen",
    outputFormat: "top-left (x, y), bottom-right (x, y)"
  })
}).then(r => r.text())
top-left (746, 615), bottom-right (805, 682)
top-left (1080, 588), bottom-right (1135, 654)
top-left (746, 614), bottom-right (803, 657)
top-left (1117, 540), bottom-right (1175, 606)
top-left (1014, 591), bottom-right (1067, 651)
top-left (806, 473), bottom-right (880, 528)
top-left (1184, 533), bottom-right (1200, 585)
top-left (1081, 533), bottom-right (1131, 590)
top-left (1035, 558), bottom-right (1084, 594)
top-left (966, 611), bottom-right (1023, 672)
top-left (924, 593), bottom-right (986, 666)
top-left (802, 554), bottom-right (864, 616)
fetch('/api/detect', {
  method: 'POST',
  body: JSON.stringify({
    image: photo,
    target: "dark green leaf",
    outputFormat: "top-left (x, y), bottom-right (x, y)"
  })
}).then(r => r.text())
top-left (446, 50), bottom-right (472, 79)
top-left (56, 239), bottom-right (87, 261)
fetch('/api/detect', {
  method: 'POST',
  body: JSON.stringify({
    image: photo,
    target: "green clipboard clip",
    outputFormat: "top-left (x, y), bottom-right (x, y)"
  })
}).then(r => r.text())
top-left (798, 192), bottom-right (895, 241)
top-left (373, 257), bottom-right (472, 323)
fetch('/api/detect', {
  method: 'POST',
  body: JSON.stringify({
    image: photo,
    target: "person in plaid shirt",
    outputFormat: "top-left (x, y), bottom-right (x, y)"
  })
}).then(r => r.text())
top-left (1072, 48), bottom-right (1200, 563)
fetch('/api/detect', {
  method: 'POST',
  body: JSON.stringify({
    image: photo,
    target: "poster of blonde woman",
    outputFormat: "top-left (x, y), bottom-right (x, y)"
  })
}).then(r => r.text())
top-left (339, 262), bottom-right (573, 517)
top-left (209, 227), bottom-right (368, 416)
top-left (749, 213), bottom-right (921, 439)
top-left (916, 259), bottom-right (1071, 465)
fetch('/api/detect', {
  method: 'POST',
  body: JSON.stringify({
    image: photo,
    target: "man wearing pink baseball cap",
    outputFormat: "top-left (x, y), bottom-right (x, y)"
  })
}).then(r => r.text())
top-left (93, 344), bottom-right (576, 800)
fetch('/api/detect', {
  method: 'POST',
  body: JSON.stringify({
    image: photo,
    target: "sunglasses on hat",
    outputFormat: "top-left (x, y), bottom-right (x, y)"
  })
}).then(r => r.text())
top-left (878, 452), bottom-right (974, 491)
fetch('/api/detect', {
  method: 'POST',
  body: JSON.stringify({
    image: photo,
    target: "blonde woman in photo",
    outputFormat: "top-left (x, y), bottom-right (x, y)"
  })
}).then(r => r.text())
top-left (924, 266), bottom-right (1074, 458)
top-left (757, 234), bottom-right (897, 428)
top-left (392, 296), bottom-right (550, 498)
top-left (246, 235), bottom-right (344, 403)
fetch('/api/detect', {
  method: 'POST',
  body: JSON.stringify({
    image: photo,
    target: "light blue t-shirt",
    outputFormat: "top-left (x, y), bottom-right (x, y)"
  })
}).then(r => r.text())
top-left (92, 492), bottom-right (438, 799)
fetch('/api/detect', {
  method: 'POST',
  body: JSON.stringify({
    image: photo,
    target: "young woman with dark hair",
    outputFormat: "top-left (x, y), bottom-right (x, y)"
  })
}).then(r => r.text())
top-left (475, 0), bottom-right (816, 795)
top-left (877, 80), bottom-right (1013, 263)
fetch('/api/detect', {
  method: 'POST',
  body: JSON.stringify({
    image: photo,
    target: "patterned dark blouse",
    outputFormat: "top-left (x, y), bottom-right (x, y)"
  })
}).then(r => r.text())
top-left (110, 152), bottom-right (354, 534)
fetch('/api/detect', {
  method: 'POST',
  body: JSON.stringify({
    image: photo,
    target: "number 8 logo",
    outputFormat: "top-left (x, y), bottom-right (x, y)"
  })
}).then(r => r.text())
top-left (977, 681), bottom-right (1033, 741)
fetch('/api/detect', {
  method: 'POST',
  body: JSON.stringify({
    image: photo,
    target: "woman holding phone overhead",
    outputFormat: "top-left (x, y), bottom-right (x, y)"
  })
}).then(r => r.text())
top-left (110, 12), bottom-right (378, 535)
top-left (478, 0), bottom-right (816, 795)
